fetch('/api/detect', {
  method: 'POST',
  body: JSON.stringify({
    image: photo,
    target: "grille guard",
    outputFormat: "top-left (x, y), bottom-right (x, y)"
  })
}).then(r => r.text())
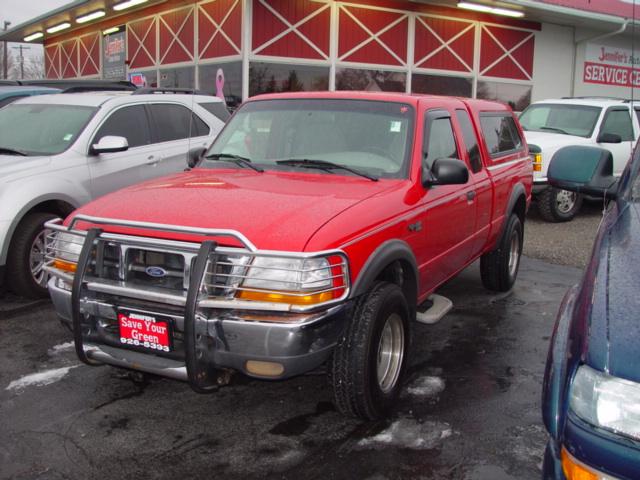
top-left (44, 216), bottom-right (351, 392)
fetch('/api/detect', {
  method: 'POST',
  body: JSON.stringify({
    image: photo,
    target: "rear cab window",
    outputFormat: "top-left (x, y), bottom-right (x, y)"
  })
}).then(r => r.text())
top-left (479, 112), bottom-right (524, 165)
top-left (455, 109), bottom-right (483, 173)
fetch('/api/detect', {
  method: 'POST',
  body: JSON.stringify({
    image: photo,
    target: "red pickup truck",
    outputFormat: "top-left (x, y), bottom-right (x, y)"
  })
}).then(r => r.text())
top-left (45, 92), bottom-right (531, 419)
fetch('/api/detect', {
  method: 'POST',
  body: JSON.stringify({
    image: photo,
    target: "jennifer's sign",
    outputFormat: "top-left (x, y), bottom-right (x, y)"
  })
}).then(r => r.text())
top-left (583, 43), bottom-right (640, 88)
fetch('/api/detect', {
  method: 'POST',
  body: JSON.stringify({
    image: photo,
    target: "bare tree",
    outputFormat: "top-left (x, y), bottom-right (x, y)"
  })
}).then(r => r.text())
top-left (22, 54), bottom-right (44, 79)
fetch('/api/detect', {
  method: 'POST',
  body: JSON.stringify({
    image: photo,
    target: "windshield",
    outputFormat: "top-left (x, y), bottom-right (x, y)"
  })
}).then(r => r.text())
top-left (205, 99), bottom-right (415, 179)
top-left (0, 103), bottom-right (97, 156)
top-left (519, 104), bottom-right (601, 138)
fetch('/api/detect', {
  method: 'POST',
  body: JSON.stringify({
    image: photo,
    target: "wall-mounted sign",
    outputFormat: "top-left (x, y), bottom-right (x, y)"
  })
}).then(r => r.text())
top-left (583, 43), bottom-right (640, 88)
top-left (103, 31), bottom-right (126, 80)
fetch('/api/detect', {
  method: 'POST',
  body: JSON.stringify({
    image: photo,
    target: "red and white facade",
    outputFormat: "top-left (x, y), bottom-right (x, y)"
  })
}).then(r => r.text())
top-left (36, 0), bottom-right (636, 107)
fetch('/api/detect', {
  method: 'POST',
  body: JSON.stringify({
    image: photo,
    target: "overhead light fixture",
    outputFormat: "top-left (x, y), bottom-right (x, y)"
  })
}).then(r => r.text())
top-left (76, 10), bottom-right (106, 24)
top-left (24, 31), bottom-right (44, 42)
top-left (103, 26), bottom-right (120, 35)
top-left (458, 2), bottom-right (524, 17)
top-left (113, 0), bottom-right (149, 11)
top-left (46, 22), bottom-right (71, 34)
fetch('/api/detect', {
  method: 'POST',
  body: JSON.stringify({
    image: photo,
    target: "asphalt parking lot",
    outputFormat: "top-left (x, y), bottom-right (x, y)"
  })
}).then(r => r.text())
top-left (0, 209), bottom-right (602, 480)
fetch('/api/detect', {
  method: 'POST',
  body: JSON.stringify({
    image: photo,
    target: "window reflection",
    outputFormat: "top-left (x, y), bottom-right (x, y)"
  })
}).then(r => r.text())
top-left (336, 69), bottom-right (406, 92)
top-left (249, 62), bottom-right (329, 96)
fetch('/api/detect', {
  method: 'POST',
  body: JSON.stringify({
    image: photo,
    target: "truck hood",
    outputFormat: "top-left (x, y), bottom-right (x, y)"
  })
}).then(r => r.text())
top-left (524, 130), bottom-right (592, 150)
top-left (584, 202), bottom-right (640, 383)
top-left (69, 168), bottom-right (398, 251)
top-left (0, 155), bottom-right (51, 182)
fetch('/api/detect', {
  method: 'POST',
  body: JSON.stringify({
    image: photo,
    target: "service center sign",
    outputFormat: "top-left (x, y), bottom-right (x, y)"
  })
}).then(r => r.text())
top-left (103, 31), bottom-right (126, 80)
top-left (584, 43), bottom-right (640, 88)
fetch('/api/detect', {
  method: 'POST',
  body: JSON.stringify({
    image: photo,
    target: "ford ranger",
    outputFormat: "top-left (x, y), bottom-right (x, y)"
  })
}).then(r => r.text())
top-left (45, 92), bottom-right (532, 419)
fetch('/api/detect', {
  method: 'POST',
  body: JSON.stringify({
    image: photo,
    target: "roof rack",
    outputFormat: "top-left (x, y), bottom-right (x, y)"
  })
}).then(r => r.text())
top-left (133, 87), bottom-right (207, 95)
top-left (561, 96), bottom-right (627, 101)
top-left (13, 79), bottom-right (137, 92)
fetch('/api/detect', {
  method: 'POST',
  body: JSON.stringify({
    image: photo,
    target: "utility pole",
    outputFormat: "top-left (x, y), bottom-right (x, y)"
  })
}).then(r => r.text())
top-left (2, 21), bottom-right (10, 80)
top-left (11, 44), bottom-right (30, 79)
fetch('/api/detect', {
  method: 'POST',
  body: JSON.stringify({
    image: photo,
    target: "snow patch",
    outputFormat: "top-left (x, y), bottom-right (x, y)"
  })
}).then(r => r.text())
top-left (6, 366), bottom-right (78, 391)
top-left (357, 418), bottom-right (452, 450)
top-left (48, 342), bottom-right (75, 355)
top-left (406, 376), bottom-right (445, 397)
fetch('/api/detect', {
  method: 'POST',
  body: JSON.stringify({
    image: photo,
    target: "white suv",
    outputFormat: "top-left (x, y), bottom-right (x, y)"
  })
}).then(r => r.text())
top-left (0, 90), bottom-right (227, 297)
top-left (519, 98), bottom-right (639, 221)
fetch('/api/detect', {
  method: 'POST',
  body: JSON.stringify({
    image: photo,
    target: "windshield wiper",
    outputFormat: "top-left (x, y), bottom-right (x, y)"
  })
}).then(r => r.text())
top-left (0, 147), bottom-right (27, 156)
top-left (205, 153), bottom-right (264, 173)
top-left (539, 126), bottom-right (569, 135)
top-left (275, 158), bottom-right (378, 182)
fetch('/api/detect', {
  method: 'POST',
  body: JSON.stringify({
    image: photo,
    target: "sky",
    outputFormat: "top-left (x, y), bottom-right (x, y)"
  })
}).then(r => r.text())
top-left (2, 0), bottom-right (71, 60)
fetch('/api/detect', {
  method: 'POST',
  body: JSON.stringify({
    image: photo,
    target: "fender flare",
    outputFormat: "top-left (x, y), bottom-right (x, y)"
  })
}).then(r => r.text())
top-left (0, 193), bottom-right (81, 265)
top-left (350, 239), bottom-right (419, 302)
top-left (496, 182), bottom-right (527, 242)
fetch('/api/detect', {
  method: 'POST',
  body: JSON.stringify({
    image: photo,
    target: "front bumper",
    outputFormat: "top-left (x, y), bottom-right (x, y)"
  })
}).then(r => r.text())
top-left (49, 276), bottom-right (350, 382)
top-left (543, 414), bottom-right (640, 480)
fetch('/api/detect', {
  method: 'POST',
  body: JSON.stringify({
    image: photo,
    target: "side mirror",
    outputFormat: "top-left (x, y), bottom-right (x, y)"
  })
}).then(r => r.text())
top-left (423, 158), bottom-right (469, 187)
top-left (597, 132), bottom-right (622, 144)
top-left (548, 145), bottom-right (618, 199)
top-left (187, 146), bottom-right (207, 168)
top-left (91, 135), bottom-right (129, 154)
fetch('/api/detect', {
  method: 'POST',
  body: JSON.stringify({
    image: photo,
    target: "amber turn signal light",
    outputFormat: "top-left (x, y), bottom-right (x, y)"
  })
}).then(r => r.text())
top-left (561, 448), bottom-right (599, 480)
top-left (53, 259), bottom-right (77, 273)
top-left (238, 289), bottom-right (335, 305)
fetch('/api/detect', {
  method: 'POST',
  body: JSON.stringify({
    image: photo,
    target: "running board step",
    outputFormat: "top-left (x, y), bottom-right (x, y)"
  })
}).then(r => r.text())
top-left (416, 294), bottom-right (453, 325)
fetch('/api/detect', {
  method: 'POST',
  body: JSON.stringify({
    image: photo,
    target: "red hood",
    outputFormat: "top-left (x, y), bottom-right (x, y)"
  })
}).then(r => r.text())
top-left (69, 168), bottom-right (398, 251)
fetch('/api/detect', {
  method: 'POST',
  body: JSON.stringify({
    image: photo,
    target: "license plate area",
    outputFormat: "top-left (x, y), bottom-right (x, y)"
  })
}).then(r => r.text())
top-left (118, 309), bottom-right (172, 352)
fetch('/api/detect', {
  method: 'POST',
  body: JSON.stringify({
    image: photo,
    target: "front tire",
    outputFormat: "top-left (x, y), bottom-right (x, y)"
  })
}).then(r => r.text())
top-left (7, 212), bottom-right (57, 298)
top-left (480, 214), bottom-right (523, 292)
top-left (538, 187), bottom-right (582, 222)
top-left (330, 282), bottom-right (410, 420)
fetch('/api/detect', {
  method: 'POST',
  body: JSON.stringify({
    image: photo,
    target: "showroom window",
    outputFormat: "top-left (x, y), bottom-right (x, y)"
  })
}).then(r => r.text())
top-left (249, 63), bottom-right (329, 96)
top-left (159, 67), bottom-right (196, 89)
top-left (477, 81), bottom-right (532, 112)
top-left (412, 74), bottom-right (472, 97)
top-left (199, 62), bottom-right (243, 110)
top-left (336, 69), bottom-right (406, 92)
top-left (129, 70), bottom-right (158, 88)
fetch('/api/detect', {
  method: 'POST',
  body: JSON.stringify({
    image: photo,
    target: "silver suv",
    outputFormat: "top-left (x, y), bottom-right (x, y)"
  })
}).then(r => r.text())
top-left (0, 90), bottom-right (227, 297)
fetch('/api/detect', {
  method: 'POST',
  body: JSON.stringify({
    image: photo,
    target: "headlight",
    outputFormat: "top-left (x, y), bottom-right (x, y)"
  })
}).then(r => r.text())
top-left (570, 364), bottom-right (640, 441)
top-left (242, 257), bottom-right (332, 291)
top-left (50, 231), bottom-right (84, 273)
top-left (202, 254), bottom-right (348, 306)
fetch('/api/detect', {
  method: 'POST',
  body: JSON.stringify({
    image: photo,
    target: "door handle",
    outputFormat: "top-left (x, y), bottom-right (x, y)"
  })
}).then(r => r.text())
top-left (467, 190), bottom-right (477, 201)
top-left (146, 155), bottom-right (158, 165)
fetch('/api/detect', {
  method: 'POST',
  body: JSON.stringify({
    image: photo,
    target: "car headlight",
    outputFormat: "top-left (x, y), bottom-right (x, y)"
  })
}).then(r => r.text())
top-left (570, 364), bottom-right (640, 441)
top-left (202, 254), bottom-right (348, 306)
top-left (51, 231), bottom-right (84, 273)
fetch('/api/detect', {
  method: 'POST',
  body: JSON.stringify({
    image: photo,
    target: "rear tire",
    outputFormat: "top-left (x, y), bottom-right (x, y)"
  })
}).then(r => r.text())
top-left (538, 187), bottom-right (582, 222)
top-left (480, 214), bottom-right (523, 292)
top-left (7, 212), bottom-right (57, 298)
top-left (330, 282), bottom-right (410, 420)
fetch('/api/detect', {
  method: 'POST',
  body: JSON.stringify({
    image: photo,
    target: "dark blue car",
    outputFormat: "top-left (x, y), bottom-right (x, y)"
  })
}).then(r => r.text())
top-left (542, 144), bottom-right (640, 479)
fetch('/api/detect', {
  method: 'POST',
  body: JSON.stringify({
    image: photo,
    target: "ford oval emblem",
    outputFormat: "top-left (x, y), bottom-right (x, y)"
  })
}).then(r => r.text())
top-left (145, 266), bottom-right (167, 278)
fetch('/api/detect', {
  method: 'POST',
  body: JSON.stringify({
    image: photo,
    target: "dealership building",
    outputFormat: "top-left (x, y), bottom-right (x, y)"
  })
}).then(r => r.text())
top-left (1, 0), bottom-right (639, 109)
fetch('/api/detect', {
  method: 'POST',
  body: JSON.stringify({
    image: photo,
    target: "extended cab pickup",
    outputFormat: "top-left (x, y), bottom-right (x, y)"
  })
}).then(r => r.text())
top-left (46, 92), bottom-right (532, 419)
